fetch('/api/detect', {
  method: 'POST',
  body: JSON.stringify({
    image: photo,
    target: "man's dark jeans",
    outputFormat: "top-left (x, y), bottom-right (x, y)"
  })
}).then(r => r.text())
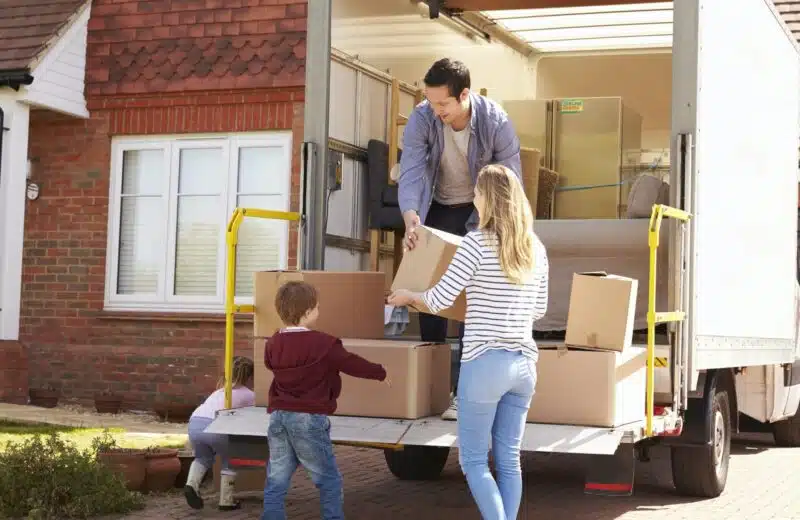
top-left (419, 200), bottom-right (474, 396)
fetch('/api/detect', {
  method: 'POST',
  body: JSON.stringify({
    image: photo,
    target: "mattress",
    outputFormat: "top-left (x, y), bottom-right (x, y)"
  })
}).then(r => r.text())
top-left (533, 219), bottom-right (672, 332)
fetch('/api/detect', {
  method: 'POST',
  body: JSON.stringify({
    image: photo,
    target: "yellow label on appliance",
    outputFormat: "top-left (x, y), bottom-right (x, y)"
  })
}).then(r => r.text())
top-left (560, 99), bottom-right (584, 113)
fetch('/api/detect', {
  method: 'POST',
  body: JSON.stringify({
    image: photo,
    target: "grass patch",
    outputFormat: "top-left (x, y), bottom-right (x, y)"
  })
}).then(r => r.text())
top-left (0, 420), bottom-right (187, 453)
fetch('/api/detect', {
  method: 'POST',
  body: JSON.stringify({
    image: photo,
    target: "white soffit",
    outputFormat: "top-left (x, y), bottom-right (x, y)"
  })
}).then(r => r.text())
top-left (482, 2), bottom-right (673, 53)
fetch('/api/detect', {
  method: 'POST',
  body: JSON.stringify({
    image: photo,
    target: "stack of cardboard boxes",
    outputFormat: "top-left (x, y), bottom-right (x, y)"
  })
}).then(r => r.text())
top-left (252, 271), bottom-right (452, 420)
top-left (528, 272), bottom-right (647, 427)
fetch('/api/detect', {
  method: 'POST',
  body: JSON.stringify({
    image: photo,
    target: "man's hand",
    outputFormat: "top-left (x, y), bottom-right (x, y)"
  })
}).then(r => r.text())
top-left (402, 210), bottom-right (421, 251)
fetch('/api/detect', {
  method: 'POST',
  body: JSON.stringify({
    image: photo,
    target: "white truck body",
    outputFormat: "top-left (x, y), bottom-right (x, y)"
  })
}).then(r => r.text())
top-left (673, 0), bottom-right (800, 377)
top-left (209, 0), bottom-right (800, 498)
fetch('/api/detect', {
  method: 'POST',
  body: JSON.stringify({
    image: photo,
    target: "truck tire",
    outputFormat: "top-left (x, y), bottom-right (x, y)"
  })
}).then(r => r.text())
top-left (670, 388), bottom-right (731, 498)
top-left (772, 406), bottom-right (800, 447)
top-left (384, 445), bottom-right (450, 481)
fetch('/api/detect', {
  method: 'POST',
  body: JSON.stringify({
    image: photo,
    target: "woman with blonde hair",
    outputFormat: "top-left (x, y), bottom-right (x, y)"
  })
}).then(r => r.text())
top-left (389, 164), bottom-right (549, 520)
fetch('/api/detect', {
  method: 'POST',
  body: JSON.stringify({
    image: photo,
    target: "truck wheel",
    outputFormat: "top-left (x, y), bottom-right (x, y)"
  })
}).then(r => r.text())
top-left (671, 388), bottom-right (731, 498)
top-left (384, 445), bottom-right (450, 480)
top-left (772, 406), bottom-right (800, 447)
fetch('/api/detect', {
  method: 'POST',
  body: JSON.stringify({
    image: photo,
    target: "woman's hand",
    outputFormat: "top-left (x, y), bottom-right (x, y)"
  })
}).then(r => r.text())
top-left (387, 289), bottom-right (417, 307)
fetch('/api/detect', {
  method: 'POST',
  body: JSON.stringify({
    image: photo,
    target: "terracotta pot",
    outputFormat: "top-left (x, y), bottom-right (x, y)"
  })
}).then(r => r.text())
top-left (97, 449), bottom-right (147, 491)
top-left (144, 448), bottom-right (181, 493)
top-left (95, 395), bottom-right (123, 414)
top-left (29, 388), bottom-right (59, 409)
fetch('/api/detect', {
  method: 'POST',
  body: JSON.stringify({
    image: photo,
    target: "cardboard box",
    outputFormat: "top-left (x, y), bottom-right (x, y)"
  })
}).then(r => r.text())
top-left (390, 226), bottom-right (466, 322)
top-left (527, 345), bottom-right (646, 427)
top-left (254, 339), bottom-right (451, 419)
top-left (520, 147), bottom-right (542, 215)
top-left (565, 272), bottom-right (637, 351)
top-left (253, 271), bottom-right (385, 339)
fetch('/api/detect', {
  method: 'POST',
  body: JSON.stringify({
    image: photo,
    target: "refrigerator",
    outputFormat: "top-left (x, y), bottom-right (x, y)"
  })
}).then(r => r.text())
top-left (503, 97), bottom-right (643, 219)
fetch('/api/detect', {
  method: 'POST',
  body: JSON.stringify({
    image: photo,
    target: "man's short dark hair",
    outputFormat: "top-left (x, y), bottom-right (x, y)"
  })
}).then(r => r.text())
top-left (275, 281), bottom-right (318, 326)
top-left (424, 58), bottom-right (471, 99)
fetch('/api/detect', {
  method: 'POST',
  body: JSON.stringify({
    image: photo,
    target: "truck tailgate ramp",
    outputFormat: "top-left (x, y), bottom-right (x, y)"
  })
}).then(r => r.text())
top-left (400, 418), bottom-right (627, 455)
top-left (206, 406), bottom-right (413, 445)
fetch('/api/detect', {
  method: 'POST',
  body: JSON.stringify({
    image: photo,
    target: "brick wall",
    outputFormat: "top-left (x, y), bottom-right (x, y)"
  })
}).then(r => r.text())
top-left (18, 0), bottom-right (308, 408)
top-left (0, 341), bottom-right (29, 404)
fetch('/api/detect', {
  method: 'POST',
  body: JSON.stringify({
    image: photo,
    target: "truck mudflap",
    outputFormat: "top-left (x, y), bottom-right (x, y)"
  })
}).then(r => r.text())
top-left (207, 406), bottom-right (670, 456)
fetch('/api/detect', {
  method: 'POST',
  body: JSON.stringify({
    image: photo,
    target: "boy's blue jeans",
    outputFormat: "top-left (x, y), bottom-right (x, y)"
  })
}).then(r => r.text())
top-left (457, 349), bottom-right (537, 520)
top-left (261, 410), bottom-right (344, 520)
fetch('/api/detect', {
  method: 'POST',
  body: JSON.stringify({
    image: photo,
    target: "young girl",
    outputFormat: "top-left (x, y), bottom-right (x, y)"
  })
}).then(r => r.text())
top-left (389, 164), bottom-right (549, 520)
top-left (184, 356), bottom-right (255, 512)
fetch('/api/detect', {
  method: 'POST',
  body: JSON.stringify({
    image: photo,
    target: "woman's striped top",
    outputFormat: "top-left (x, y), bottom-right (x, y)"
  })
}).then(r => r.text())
top-left (422, 229), bottom-right (549, 363)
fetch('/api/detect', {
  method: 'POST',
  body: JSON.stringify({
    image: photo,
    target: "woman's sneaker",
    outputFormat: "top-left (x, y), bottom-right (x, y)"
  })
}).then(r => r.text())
top-left (441, 399), bottom-right (458, 421)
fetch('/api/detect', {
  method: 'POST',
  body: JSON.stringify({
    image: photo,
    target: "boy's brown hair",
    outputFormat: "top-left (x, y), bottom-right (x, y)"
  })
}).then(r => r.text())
top-left (275, 281), bottom-right (318, 326)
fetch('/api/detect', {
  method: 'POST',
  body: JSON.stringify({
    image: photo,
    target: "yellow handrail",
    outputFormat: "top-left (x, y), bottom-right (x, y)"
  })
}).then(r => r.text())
top-left (224, 208), bottom-right (301, 409)
top-left (646, 204), bottom-right (691, 437)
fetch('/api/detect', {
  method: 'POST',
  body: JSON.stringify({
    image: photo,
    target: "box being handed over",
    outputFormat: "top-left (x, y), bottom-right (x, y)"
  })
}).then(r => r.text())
top-left (391, 226), bottom-right (466, 322)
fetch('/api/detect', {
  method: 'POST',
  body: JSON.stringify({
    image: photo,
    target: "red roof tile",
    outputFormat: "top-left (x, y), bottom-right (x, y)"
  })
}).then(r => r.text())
top-left (0, 0), bottom-right (87, 72)
top-left (86, 1), bottom-right (307, 95)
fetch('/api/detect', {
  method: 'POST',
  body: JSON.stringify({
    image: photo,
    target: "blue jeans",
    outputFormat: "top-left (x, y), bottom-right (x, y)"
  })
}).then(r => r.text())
top-left (188, 416), bottom-right (229, 470)
top-left (261, 410), bottom-right (344, 520)
top-left (457, 349), bottom-right (537, 520)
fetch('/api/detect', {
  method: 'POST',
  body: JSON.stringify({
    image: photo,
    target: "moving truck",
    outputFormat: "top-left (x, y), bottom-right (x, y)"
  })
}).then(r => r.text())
top-left (207, 0), bottom-right (800, 499)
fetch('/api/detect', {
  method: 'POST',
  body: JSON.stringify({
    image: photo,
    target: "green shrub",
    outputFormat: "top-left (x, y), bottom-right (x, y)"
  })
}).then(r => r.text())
top-left (0, 432), bottom-right (145, 519)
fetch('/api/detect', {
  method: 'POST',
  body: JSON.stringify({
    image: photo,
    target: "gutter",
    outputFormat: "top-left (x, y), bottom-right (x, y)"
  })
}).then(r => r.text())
top-left (0, 69), bottom-right (34, 91)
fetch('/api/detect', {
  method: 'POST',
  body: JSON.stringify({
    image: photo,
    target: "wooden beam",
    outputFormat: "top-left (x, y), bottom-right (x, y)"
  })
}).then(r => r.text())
top-left (446, 0), bottom-right (656, 10)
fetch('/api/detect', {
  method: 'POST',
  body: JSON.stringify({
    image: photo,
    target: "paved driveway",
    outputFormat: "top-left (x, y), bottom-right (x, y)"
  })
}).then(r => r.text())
top-left (121, 433), bottom-right (799, 520)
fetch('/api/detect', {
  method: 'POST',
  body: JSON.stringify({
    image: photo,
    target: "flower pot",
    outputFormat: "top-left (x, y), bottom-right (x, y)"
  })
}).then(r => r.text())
top-left (95, 394), bottom-right (123, 414)
top-left (174, 450), bottom-right (194, 488)
top-left (144, 448), bottom-right (181, 493)
top-left (29, 388), bottom-right (59, 408)
top-left (97, 448), bottom-right (147, 492)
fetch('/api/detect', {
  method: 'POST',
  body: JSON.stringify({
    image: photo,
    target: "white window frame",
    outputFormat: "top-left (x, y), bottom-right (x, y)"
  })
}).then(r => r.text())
top-left (104, 131), bottom-right (293, 313)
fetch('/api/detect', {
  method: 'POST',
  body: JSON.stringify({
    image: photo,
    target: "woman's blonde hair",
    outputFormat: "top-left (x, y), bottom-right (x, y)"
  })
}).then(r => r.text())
top-left (216, 356), bottom-right (255, 390)
top-left (475, 164), bottom-right (535, 284)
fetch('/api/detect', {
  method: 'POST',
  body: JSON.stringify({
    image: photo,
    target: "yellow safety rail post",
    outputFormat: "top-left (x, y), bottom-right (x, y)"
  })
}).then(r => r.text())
top-left (224, 208), bottom-right (301, 409)
top-left (646, 204), bottom-right (691, 437)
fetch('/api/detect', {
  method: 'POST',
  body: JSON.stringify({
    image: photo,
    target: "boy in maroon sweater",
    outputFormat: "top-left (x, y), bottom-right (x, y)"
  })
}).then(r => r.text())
top-left (261, 281), bottom-right (388, 520)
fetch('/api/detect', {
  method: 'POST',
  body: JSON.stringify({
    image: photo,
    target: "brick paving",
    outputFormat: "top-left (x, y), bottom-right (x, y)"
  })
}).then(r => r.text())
top-left (117, 432), bottom-right (800, 520)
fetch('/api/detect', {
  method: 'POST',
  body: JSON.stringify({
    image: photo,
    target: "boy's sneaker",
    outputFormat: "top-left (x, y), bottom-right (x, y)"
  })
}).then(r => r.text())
top-left (441, 399), bottom-right (458, 421)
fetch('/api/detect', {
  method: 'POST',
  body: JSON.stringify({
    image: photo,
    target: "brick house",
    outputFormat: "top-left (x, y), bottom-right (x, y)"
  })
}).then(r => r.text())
top-left (0, 0), bottom-right (307, 408)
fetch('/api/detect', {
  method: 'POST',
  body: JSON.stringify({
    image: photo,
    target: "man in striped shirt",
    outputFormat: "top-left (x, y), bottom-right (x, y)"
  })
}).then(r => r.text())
top-left (398, 58), bottom-right (523, 420)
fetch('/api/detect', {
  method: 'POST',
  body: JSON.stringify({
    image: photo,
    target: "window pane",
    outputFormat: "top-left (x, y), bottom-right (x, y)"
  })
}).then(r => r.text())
top-left (121, 149), bottom-right (163, 195)
top-left (117, 196), bottom-right (162, 295)
top-left (237, 146), bottom-right (285, 194)
top-left (174, 196), bottom-right (220, 296)
top-left (235, 194), bottom-right (287, 297)
top-left (178, 147), bottom-right (225, 195)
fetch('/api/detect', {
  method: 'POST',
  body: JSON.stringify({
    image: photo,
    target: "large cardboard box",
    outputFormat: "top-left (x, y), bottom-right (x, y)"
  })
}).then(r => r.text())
top-left (253, 271), bottom-right (385, 339)
top-left (391, 226), bottom-right (466, 322)
top-left (520, 147), bottom-right (541, 215)
top-left (565, 272), bottom-right (637, 351)
top-left (254, 339), bottom-right (451, 419)
top-left (527, 346), bottom-right (646, 427)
